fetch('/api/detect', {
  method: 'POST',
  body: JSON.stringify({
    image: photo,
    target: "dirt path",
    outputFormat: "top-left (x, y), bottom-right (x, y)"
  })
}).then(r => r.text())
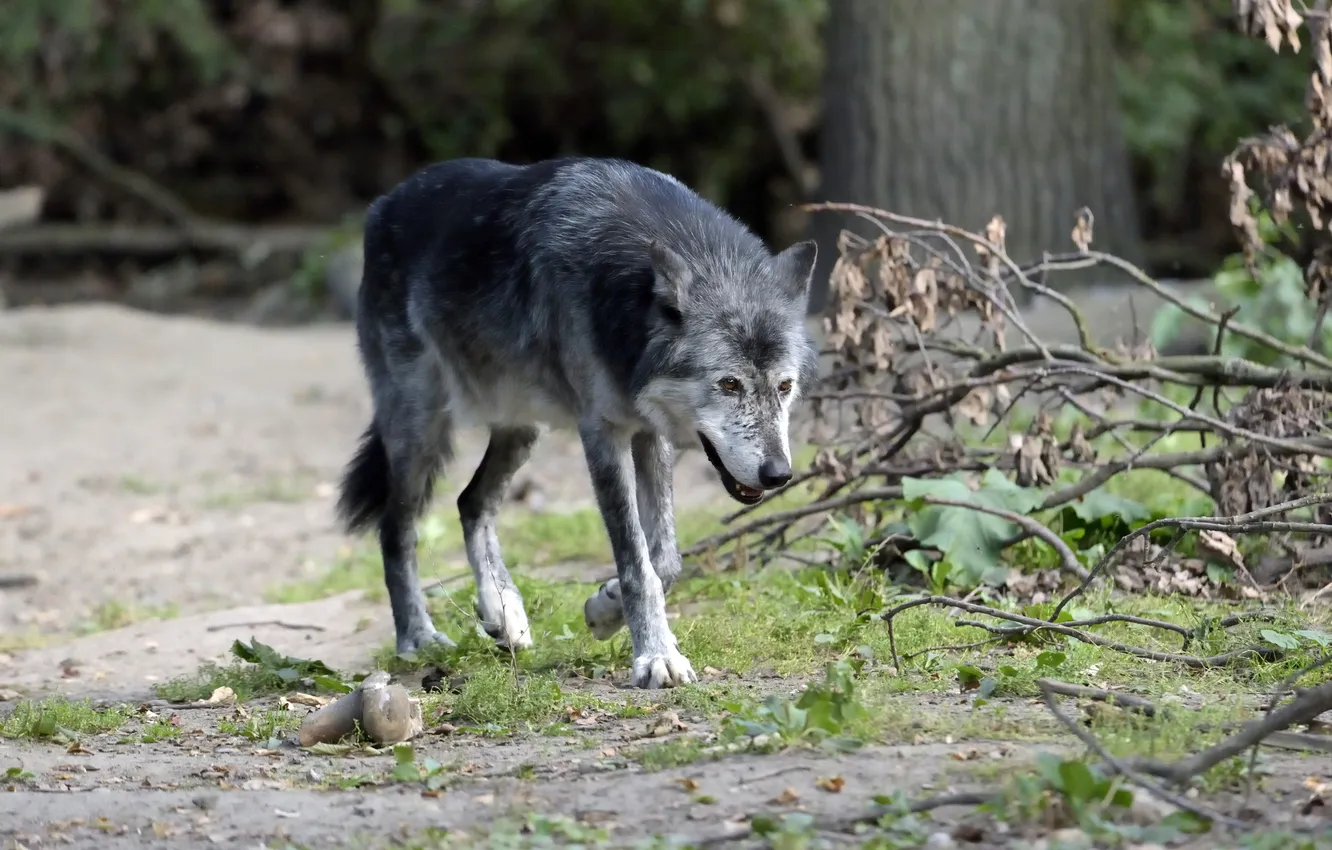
top-left (1, 304), bottom-right (1328, 849)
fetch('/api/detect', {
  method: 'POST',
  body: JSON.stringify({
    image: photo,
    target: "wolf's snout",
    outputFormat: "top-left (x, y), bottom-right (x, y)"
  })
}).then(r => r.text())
top-left (758, 457), bottom-right (792, 488)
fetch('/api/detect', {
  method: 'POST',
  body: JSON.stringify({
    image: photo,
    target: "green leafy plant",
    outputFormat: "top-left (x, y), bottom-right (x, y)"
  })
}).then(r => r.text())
top-left (957, 649), bottom-right (1068, 704)
top-left (229, 638), bottom-right (346, 692)
top-left (391, 742), bottom-right (450, 791)
top-left (724, 658), bottom-right (866, 752)
top-left (1004, 752), bottom-right (1211, 843)
top-left (902, 470), bottom-right (1046, 588)
top-left (219, 707), bottom-right (300, 748)
top-left (1152, 204), bottom-right (1327, 366)
top-left (1259, 627), bottom-right (1332, 652)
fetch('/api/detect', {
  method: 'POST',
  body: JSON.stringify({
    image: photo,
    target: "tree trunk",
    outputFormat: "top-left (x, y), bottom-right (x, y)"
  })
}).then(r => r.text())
top-left (808, 0), bottom-right (1143, 314)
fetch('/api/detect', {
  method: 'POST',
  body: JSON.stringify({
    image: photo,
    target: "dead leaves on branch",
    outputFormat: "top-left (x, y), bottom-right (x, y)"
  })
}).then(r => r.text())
top-left (1227, 0), bottom-right (1332, 311)
top-left (1234, 0), bottom-right (1306, 52)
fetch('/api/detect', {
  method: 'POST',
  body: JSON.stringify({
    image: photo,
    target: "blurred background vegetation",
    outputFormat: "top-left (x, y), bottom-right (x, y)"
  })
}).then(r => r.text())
top-left (0, 0), bottom-right (1315, 316)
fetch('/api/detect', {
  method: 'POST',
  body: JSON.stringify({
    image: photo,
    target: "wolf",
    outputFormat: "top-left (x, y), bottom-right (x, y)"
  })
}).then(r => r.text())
top-left (335, 156), bottom-right (819, 689)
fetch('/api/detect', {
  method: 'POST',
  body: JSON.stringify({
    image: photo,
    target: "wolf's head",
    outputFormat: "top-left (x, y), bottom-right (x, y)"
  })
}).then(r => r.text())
top-left (634, 237), bottom-right (819, 505)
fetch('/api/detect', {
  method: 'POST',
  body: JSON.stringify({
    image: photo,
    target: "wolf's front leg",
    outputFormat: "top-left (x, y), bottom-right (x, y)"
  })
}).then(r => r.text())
top-left (579, 421), bottom-right (695, 689)
top-left (584, 432), bottom-right (680, 640)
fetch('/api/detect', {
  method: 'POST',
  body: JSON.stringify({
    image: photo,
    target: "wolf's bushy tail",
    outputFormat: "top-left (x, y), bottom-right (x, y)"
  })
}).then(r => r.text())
top-left (337, 423), bottom-right (390, 533)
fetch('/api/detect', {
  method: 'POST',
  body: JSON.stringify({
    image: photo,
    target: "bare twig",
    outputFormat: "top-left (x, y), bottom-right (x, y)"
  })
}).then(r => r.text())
top-left (882, 596), bottom-right (1280, 671)
top-left (1038, 680), bottom-right (1248, 829)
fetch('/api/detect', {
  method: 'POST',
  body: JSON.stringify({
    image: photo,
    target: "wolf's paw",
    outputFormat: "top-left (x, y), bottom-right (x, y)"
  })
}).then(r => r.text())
top-left (583, 580), bottom-right (625, 640)
top-left (396, 627), bottom-right (456, 656)
top-left (632, 647), bottom-right (696, 689)
top-left (475, 587), bottom-right (533, 651)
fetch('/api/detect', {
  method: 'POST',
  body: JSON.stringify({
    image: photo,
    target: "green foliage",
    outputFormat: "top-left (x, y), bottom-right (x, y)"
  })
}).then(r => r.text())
top-left (370, 0), bottom-right (824, 205)
top-left (155, 637), bottom-right (352, 702)
top-left (229, 637), bottom-right (343, 687)
top-left (1112, 0), bottom-right (1308, 213)
top-left (1152, 204), bottom-right (1329, 365)
top-left (722, 658), bottom-right (866, 752)
top-left (0, 696), bottom-right (128, 741)
top-left (391, 742), bottom-right (451, 791)
top-left (2, 0), bottom-right (1308, 249)
top-left (1004, 752), bottom-right (1212, 843)
top-left (0, 0), bottom-right (235, 103)
top-left (218, 707), bottom-right (301, 748)
top-left (902, 469), bottom-right (1047, 587)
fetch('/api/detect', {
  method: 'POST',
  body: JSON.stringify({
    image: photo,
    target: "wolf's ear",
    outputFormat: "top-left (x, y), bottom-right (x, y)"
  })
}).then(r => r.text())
top-left (649, 240), bottom-right (693, 316)
top-left (772, 240), bottom-right (818, 305)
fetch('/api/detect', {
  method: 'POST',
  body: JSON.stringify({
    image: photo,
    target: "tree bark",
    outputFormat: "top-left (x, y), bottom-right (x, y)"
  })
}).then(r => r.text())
top-left (808, 0), bottom-right (1143, 314)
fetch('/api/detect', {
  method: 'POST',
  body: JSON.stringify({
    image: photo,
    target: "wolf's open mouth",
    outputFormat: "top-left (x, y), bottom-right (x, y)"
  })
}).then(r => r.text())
top-left (697, 434), bottom-right (765, 505)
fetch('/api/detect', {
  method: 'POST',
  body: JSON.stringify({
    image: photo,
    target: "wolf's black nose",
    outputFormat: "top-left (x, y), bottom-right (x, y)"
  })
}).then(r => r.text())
top-left (758, 458), bottom-right (792, 488)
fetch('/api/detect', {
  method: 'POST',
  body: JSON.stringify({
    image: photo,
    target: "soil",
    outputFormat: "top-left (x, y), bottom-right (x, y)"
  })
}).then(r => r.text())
top-left (1, 303), bottom-right (1329, 848)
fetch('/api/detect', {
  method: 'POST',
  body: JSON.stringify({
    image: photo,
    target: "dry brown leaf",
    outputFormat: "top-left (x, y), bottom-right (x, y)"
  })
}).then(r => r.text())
top-left (646, 710), bottom-right (686, 738)
top-left (956, 387), bottom-right (993, 427)
top-left (815, 775), bottom-right (845, 793)
top-left (1196, 530), bottom-right (1246, 573)
top-left (773, 787), bottom-right (800, 805)
top-left (1071, 207), bottom-right (1094, 252)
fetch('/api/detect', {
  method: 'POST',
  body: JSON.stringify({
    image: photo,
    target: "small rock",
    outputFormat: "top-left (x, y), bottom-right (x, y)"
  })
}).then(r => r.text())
top-left (924, 832), bottom-right (955, 849)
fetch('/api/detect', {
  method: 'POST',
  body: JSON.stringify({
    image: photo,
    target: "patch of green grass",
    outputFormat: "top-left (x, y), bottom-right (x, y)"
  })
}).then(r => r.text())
top-left (395, 563), bottom-right (1330, 707)
top-left (219, 707), bottom-right (301, 745)
top-left (153, 662), bottom-right (288, 703)
top-left (436, 668), bottom-right (569, 733)
top-left (318, 770), bottom-right (380, 790)
top-left (201, 475), bottom-right (313, 510)
top-left (634, 736), bottom-right (713, 771)
top-left (266, 543), bottom-right (405, 604)
top-left (76, 599), bottom-right (179, 635)
top-left (0, 697), bottom-right (129, 740)
top-left (155, 638), bottom-right (348, 703)
top-left (264, 483), bottom-right (814, 606)
top-left (118, 474), bottom-right (160, 495)
top-left (136, 718), bottom-right (182, 743)
top-left (0, 629), bottom-right (46, 652)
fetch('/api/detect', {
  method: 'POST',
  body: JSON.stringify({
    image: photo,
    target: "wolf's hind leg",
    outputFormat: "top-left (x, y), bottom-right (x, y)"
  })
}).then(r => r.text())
top-left (457, 426), bottom-right (540, 650)
top-left (584, 432), bottom-right (678, 640)
top-left (378, 396), bottom-right (456, 655)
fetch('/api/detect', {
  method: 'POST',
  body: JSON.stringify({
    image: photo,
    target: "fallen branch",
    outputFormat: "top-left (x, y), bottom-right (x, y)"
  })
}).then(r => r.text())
top-left (1038, 679), bottom-right (1247, 829)
top-left (882, 596), bottom-right (1281, 670)
top-left (205, 620), bottom-right (327, 633)
top-left (1035, 679), bottom-right (1332, 755)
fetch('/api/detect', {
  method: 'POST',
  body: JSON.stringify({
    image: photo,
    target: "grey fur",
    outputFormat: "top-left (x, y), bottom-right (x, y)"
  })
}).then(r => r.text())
top-left (336, 156), bottom-right (818, 688)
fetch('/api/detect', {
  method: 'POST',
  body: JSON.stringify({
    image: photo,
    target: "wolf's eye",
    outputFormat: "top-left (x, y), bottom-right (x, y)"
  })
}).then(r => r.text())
top-left (777, 379), bottom-right (794, 396)
top-left (718, 377), bottom-right (742, 394)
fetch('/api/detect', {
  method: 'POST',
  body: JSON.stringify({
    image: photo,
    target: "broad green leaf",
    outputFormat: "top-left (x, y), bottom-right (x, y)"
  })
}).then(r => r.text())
top-left (902, 471), bottom-right (1046, 586)
top-left (1067, 491), bottom-right (1151, 524)
top-left (1260, 629), bottom-right (1300, 650)
top-left (1057, 759), bottom-right (1099, 802)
